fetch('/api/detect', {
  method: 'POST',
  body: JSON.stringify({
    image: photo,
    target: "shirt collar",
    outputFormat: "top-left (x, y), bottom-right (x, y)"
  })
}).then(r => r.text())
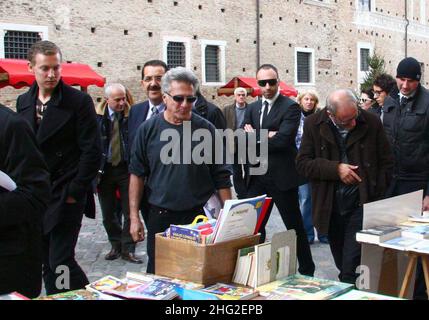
top-left (107, 106), bottom-right (116, 119)
top-left (398, 90), bottom-right (416, 101)
top-left (262, 90), bottom-right (280, 106)
top-left (149, 100), bottom-right (165, 112)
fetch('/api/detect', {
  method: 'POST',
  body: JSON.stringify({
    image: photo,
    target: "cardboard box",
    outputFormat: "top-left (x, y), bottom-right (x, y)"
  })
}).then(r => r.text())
top-left (155, 233), bottom-right (260, 285)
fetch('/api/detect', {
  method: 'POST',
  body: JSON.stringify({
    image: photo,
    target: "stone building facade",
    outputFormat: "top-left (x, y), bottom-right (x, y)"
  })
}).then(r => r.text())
top-left (1, 0), bottom-right (428, 108)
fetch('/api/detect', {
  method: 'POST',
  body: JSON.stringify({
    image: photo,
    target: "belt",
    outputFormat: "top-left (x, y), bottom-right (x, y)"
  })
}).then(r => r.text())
top-left (149, 204), bottom-right (204, 215)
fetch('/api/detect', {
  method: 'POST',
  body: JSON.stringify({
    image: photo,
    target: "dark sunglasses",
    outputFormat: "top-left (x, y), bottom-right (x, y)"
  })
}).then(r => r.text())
top-left (257, 79), bottom-right (278, 87)
top-left (165, 92), bottom-right (197, 103)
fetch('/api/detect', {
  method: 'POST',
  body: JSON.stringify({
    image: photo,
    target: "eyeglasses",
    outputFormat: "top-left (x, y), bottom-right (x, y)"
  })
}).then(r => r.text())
top-left (372, 89), bottom-right (383, 97)
top-left (330, 110), bottom-right (360, 126)
top-left (165, 92), bottom-right (197, 103)
top-left (257, 79), bottom-right (278, 87)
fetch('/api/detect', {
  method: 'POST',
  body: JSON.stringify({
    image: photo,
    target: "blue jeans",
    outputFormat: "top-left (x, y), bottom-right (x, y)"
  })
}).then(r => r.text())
top-left (298, 184), bottom-right (315, 242)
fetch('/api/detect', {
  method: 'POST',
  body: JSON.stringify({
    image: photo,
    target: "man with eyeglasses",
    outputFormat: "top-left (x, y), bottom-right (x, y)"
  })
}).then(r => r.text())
top-left (383, 57), bottom-right (429, 299)
top-left (296, 89), bottom-right (393, 284)
top-left (128, 60), bottom-right (168, 150)
top-left (128, 67), bottom-right (232, 274)
top-left (128, 60), bottom-right (168, 228)
top-left (242, 64), bottom-right (315, 277)
top-left (372, 73), bottom-right (396, 121)
top-left (222, 87), bottom-right (249, 199)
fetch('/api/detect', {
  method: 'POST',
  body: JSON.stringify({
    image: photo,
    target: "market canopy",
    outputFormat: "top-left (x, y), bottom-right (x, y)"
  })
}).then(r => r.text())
top-left (217, 76), bottom-right (298, 98)
top-left (0, 58), bottom-right (106, 89)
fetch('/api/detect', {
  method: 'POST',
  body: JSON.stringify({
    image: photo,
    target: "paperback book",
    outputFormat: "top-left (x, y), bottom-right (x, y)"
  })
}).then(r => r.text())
top-left (175, 283), bottom-right (258, 301)
top-left (401, 225), bottom-right (429, 239)
top-left (356, 225), bottom-right (402, 244)
top-left (256, 274), bottom-right (353, 300)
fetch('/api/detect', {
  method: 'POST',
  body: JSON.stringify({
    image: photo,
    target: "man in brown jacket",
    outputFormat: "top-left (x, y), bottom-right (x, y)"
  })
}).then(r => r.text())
top-left (296, 89), bottom-right (393, 284)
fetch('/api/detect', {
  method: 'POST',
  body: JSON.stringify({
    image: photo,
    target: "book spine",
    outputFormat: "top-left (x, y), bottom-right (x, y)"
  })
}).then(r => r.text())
top-left (169, 225), bottom-right (201, 243)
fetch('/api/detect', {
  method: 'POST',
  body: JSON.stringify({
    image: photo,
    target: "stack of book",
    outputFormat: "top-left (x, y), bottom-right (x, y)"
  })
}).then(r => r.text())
top-left (232, 230), bottom-right (296, 288)
top-left (356, 221), bottom-right (429, 254)
top-left (175, 283), bottom-right (259, 300)
top-left (162, 195), bottom-right (271, 245)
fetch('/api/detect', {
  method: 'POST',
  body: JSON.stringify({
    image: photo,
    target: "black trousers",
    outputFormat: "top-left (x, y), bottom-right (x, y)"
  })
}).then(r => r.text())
top-left (42, 202), bottom-right (89, 295)
top-left (0, 224), bottom-right (42, 298)
top-left (146, 206), bottom-right (203, 274)
top-left (247, 175), bottom-right (315, 276)
top-left (386, 178), bottom-right (428, 300)
top-left (98, 163), bottom-right (135, 253)
top-left (328, 206), bottom-right (363, 284)
top-left (232, 163), bottom-right (247, 199)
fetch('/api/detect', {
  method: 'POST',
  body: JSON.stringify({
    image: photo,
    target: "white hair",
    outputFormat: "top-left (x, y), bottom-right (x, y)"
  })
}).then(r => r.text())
top-left (104, 83), bottom-right (126, 98)
top-left (234, 87), bottom-right (247, 96)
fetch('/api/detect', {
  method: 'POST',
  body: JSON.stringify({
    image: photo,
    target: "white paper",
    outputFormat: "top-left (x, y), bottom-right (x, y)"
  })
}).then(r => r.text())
top-left (213, 194), bottom-right (266, 243)
top-left (363, 190), bottom-right (423, 228)
top-left (0, 170), bottom-right (16, 191)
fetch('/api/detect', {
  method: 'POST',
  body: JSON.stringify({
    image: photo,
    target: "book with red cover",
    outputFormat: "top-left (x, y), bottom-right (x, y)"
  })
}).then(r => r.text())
top-left (254, 197), bottom-right (272, 234)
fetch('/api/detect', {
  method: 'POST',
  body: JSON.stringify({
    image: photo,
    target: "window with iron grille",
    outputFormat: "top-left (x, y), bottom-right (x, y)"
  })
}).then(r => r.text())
top-left (4, 30), bottom-right (42, 59)
top-left (358, 0), bottom-right (371, 11)
top-left (167, 41), bottom-right (186, 69)
top-left (297, 51), bottom-right (312, 83)
top-left (205, 45), bottom-right (220, 83)
top-left (360, 48), bottom-right (370, 71)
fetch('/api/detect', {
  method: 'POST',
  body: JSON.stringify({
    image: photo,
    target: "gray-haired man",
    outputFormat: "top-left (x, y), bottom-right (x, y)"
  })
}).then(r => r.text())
top-left (128, 67), bottom-right (232, 273)
top-left (96, 83), bottom-right (142, 264)
top-left (296, 89), bottom-right (393, 284)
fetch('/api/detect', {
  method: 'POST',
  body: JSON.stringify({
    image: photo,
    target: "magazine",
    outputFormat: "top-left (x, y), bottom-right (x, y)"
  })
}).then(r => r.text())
top-left (256, 274), bottom-right (353, 300)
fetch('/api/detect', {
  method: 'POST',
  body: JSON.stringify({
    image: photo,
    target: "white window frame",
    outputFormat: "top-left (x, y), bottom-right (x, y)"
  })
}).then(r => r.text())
top-left (357, 42), bottom-right (373, 85)
top-left (356, 0), bottom-right (375, 12)
top-left (162, 36), bottom-right (191, 69)
top-left (294, 47), bottom-right (315, 86)
top-left (420, 0), bottom-right (426, 25)
top-left (0, 23), bottom-right (48, 58)
top-left (200, 39), bottom-right (226, 86)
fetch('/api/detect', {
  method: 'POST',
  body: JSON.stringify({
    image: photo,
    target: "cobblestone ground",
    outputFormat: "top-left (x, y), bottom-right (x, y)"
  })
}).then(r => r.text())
top-left (74, 198), bottom-right (339, 285)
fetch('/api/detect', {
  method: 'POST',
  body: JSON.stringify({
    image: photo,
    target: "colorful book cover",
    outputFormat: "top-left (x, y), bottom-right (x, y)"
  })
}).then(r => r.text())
top-left (35, 289), bottom-right (104, 300)
top-left (175, 287), bottom-right (220, 300)
top-left (256, 274), bottom-right (353, 300)
top-left (85, 275), bottom-right (126, 293)
top-left (169, 225), bottom-right (201, 243)
top-left (201, 283), bottom-right (259, 300)
top-left (0, 292), bottom-right (30, 300)
top-left (125, 272), bottom-right (203, 290)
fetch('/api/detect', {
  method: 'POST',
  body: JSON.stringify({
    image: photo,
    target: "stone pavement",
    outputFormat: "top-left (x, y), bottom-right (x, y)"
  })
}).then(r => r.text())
top-left (75, 198), bottom-right (339, 284)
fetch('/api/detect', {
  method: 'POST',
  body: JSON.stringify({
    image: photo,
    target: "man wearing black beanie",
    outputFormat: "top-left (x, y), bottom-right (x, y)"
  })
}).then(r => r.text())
top-left (383, 56), bottom-right (429, 300)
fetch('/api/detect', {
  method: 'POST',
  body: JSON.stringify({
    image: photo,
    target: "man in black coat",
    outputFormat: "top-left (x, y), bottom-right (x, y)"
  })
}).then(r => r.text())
top-left (16, 41), bottom-right (101, 294)
top-left (193, 90), bottom-right (227, 130)
top-left (383, 57), bottom-right (429, 299)
top-left (242, 64), bottom-right (315, 276)
top-left (0, 104), bottom-right (51, 298)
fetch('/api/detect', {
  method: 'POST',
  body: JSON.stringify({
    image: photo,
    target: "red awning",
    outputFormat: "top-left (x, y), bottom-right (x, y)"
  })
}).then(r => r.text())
top-left (0, 58), bottom-right (105, 89)
top-left (217, 76), bottom-right (298, 98)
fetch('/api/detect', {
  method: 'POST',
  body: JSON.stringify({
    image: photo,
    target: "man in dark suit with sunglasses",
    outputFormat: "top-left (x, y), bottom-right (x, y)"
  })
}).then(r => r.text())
top-left (242, 64), bottom-right (315, 276)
